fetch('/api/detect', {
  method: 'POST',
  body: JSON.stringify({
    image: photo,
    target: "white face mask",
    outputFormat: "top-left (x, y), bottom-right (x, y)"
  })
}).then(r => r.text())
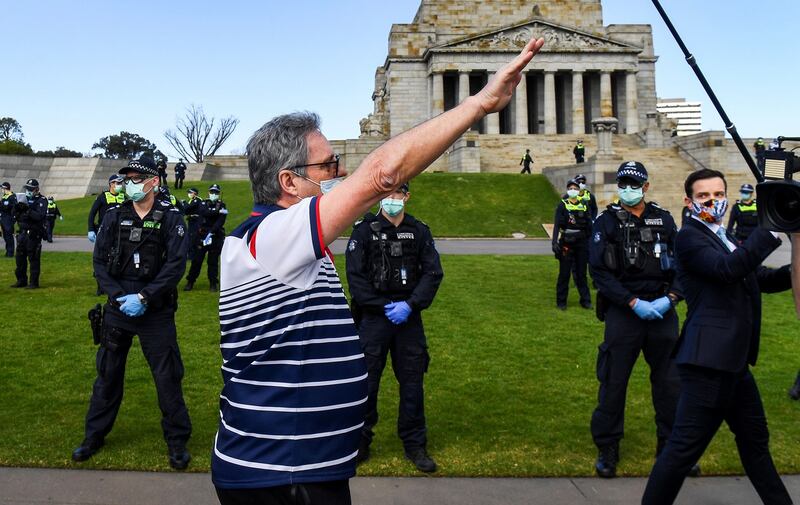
top-left (579, 183), bottom-right (586, 190)
top-left (566, 189), bottom-right (579, 199)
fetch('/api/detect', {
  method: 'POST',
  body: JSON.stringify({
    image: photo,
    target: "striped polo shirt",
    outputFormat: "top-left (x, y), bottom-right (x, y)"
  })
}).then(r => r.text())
top-left (211, 196), bottom-right (368, 489)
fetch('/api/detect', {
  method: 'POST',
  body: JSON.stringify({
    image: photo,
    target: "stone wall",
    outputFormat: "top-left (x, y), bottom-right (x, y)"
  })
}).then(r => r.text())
top-left (387, 62), bottom-right (430, 137)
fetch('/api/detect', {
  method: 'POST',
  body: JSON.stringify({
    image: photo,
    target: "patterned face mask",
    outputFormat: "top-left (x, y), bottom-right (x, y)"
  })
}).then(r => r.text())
top-left (691, 198), bottom-right (728, 223)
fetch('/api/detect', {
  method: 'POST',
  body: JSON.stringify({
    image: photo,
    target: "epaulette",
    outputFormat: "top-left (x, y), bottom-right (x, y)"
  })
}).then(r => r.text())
top-left (648, 201), bottom-right (671, 215)
top-left (353, 212), bottom-right (376, 228)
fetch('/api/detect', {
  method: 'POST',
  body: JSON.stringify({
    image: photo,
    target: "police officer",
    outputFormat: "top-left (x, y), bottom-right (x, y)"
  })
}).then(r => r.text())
top-left (552, 179), bottom-right (592, 310)
top-left (726, 183), bottom-right (758, 243)
top-left (345, 182), bottom-right (444, 473)
top-left (754, 137), bottom-right (766, 170)
top-left (588, 161), bottom-right (698, 478)
top-left (573, 139), bottom-right (586, 163)
top-left (0, 182), bottom-right (16, 257)
top-left (72, 155), bottom-right (192, 470)
top-left (174, 158), bottom-right (187, 189)
top-left (156, 159), bottom-right (169, 188)
top-left (159, 185), bottom-right (179, 208)
top-left (12, 179), bottom-right (47, 288)
top-left (183, 183), bottom-right (227, 292)
top-left (88, 175), bottom-right (126, 244)
top-left (574, 173), bottom-right (598, 220)
top-left (519, 148), bottom-right (533, 174)
top-left (181, 188), bottom-right (202, 261)
top-left (44, 196), bottom-right (62, 243)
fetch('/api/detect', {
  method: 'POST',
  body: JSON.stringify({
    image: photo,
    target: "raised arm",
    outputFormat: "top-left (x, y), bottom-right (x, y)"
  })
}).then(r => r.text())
top-left (318, 37), bottom-right (545, 245)
top-left (793, 233), bottom-right (800, 318)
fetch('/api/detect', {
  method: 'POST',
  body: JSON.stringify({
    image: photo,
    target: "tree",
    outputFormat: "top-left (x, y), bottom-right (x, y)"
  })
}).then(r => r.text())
top-left (36, 146), bottom-right (83, 157)
top-left (92, 131), bottom-right (166, 163)
top-left (164, 104), bottom-right (239, 163)
top-left (0, 117), bottom-right (24, 142)
top-left (0, 139), bottom-right (34, 155)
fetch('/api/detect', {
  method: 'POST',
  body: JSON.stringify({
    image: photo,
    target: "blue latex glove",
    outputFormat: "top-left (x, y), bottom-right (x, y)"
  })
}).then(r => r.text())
top-left (651, 296), bottom-right (673, 316)
top-left (632, 299), bottom-right (663, 320)
top-left (116, 294), bottom-right (146, 317)
top-left (87, 231), bottom-right (96, 243)
top-left (384, 301), bottom-right (412, 325)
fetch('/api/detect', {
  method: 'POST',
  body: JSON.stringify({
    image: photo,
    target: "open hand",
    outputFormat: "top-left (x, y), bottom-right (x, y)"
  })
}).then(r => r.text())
top-left (474, 37), bottom-right (545, 115)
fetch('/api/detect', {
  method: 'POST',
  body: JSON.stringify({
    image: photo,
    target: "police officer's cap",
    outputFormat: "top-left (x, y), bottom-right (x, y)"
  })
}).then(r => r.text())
top-left (209, 183), bottom-right (221, 193)
top-left (740, 183), bottom-right (755, 193)
top-left (24, 179), bottom-right (40, 190)
top-left (119, 154), bottom-right (159, 177)
top-left (616, 161), bottom-right (648, 183)
top-left (399, 182), bottom-right (409, 193)
top-left (1, 182), bottom-right (10, 190)
top-left (574, 173), bottom-right (587, 183)
top-left (108, 174), bottom-right (124, 184)
top-left (566, 178), bottom-right (580, 188)
top-left (188, 187), bottom-right (199, 194)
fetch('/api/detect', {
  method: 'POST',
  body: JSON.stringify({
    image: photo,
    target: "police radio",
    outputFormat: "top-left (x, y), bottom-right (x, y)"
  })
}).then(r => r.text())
top-left (755, 137), bottom-right (800, 232)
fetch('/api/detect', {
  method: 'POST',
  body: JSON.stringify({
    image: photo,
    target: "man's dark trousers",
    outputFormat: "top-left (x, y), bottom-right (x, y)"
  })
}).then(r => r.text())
top-left (641, 366), bottom-right (791, 505)
top-left (359, 311), bottom-right (429, 451)
top-left (175, 175), bottom-right (184, 189)
top-left (591, 304), bottom-right (679, 447)
top-left (556, 242), bottom-right (591, 306)
top-left (83, 306), bottom-right (192, 448)
top-left (1, 217), bottom-right (14, 256)
top-left (187, 239), bottom-right (222, 284)
top-left (15, 232), bottom-right (41, 285)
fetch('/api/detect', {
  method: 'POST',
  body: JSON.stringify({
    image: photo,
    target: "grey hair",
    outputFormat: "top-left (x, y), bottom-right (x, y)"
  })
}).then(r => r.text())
top-left (246, 111), bottom-right (321, 204)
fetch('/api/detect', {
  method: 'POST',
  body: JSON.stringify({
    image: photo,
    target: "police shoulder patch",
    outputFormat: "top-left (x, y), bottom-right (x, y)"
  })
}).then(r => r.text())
top-left (177, 225), bottom-right (185, 237)
top-left (594, 231), bottom-right (602, 243)
top-left (348, 239), bottom-right (357, 251)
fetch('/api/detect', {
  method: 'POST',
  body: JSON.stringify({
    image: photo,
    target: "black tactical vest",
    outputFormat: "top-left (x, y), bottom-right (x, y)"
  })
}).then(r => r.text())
top-left (108, 206), bottom-right (167, 282)
top-left (365, 220), bottom-right (421, 295)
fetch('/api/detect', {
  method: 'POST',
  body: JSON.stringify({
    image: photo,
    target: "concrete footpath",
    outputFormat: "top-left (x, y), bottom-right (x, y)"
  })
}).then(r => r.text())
top-left (42, 236), bottom-right (793, 266)
top-left (2, 468), bottom-right (799, 505)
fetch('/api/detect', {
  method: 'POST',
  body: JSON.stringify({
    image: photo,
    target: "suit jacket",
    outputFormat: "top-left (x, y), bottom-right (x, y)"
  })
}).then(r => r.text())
top-left (673, 218), bottom-right (791, 372)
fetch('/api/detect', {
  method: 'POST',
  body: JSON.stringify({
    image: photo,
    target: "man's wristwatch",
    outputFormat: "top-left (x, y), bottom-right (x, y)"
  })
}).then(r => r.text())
top-left (137, 293), bottom-right (148, 305)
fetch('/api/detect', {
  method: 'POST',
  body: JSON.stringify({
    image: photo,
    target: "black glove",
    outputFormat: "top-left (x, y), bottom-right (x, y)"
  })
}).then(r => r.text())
top-left (551, 242), bottom-right (561, 255)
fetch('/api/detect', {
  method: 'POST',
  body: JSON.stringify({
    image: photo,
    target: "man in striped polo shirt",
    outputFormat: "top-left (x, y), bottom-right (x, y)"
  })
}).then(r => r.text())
top-left (212, 35), bottom-right (546, 504)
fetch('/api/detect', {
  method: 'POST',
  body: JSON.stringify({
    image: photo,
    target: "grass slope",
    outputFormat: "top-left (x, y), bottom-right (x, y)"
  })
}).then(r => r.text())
top-left (0, 252), bottom-right (798, 476)
top-left (52, 174), bottom-right (560, 238)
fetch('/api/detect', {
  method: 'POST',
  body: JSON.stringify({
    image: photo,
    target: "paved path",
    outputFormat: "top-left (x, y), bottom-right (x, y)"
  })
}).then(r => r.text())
top-left (44, 235), bottom-right (793, 266)
top-left (1, 467), bottom-right (799, 504)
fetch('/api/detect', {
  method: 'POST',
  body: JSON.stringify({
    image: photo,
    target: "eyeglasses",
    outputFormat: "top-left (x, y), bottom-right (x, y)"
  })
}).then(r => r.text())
top-left (617, 181), bottom-right (643, 190)
top-left (123, 175), bottom-right (153, 185)
top-left (290, 154), bottom-right (340, 179)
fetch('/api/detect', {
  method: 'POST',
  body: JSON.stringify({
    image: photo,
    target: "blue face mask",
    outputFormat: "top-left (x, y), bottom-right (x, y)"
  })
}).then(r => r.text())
top-left (617, 185), bottom-right (644, 206)
top-left (566, 189), bottom-right (579, 199)
top-left (25, 190), bottom-right (34, 199)
top-left (125, 180), bottom-right (152, 202)
top-left (320, 177), bottom-right (345, 194)
top-left (380, 197), bottom-right (405, 217)
top-left (740, 192), bottom-right (753, 202)
top-left (208, 193), bottom-right (220, 202)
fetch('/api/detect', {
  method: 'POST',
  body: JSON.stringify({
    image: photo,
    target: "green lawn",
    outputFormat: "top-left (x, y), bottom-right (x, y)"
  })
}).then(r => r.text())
top-left (0, 252), bottom-right (798, 477)
top-left (53, 174), bottom-right (561, 238)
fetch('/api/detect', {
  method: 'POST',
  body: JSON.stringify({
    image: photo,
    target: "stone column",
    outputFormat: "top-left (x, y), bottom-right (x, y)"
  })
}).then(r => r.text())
top-left (544, 71), bottom-right (556, 134)
top-left (625, 71), bottom-right (639, 133)
top-left (591, 117), bottom-right (619, 155)
top-left (432, 72), bottom-right (444, 117)
top-left (486, 71), bottom-right (500, 134)
top-left (572, 71), bottom-right (585, 135)
top-left (600, 71), bottom-right (613, 118)
top-left (514, 72), bottom-right (528, 134)
top-left (458, 71), bottom-right (471, 104)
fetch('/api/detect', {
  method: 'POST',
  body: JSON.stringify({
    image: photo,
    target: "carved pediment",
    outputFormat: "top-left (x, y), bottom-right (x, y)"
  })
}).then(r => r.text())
top-left (431, 19), bottom-right (641, 54)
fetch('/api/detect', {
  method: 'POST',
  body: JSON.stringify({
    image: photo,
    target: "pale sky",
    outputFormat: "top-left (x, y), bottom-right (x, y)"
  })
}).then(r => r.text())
top-left (4, 0), bottom-right (798, 159)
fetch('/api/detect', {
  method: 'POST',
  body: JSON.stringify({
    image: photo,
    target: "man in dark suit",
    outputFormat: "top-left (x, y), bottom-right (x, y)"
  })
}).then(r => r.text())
top-left (641, 169), bottom-right (794, 505)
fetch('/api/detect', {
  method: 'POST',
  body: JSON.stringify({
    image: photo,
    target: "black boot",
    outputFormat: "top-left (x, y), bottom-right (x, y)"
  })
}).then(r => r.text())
top-left (168, 446), bottom-right (191, 470)
top-left (71, 438), bottom-right (104, 462)
top-left (789, 372), bottom-right (800, 400)
top-left (10, 280), bottom-right (26, 288)
top-left (405, 447), bottom-right (437, 473)
top-left (595, 443), bottom-right (619, 478)
top-left (183, 280), bottom-right (194, 292)
top-left (209, 281), bottom-right (218, 292)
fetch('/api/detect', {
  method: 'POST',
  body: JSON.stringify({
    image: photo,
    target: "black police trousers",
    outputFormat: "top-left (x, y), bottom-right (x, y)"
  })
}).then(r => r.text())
top-left (642, 367), bottom-right (791, 505)
top-left (591, 303), bottom-right (679, 448)
top-left (358, 311), bottom-right (430, 452)
top-left (15, 231), bottom-right (41, 285)
top-left (45, 216), bottom-right (56, 241)
top-left (82, 305), bottom-right (192, 448)
top-left (216, 479), bottom-right (351, 505)
top-left (187, 236), bottom-right (223, 284)
top-left (556, 242), bottom-right (591, 307)
top-left (186, 221), bottom-right (200, 261)
top-left (174, 174), bottom-right (185, 189)
top-left (1, 217), bottom-right (14, 256)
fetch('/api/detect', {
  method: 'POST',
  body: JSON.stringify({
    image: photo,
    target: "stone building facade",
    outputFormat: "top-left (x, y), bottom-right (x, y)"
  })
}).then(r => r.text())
top-left (359, 0), bottom-right (657, 143)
